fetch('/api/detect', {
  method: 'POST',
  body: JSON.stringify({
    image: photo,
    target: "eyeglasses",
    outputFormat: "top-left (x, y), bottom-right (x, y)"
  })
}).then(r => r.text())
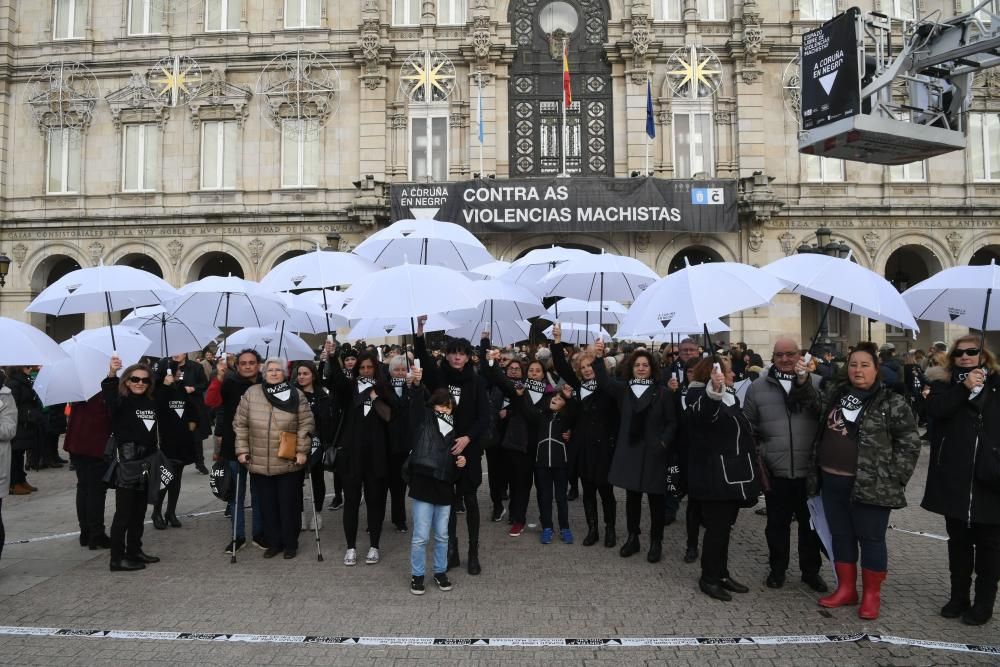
top-left (953, 348), bottom-right (981, 357)
top-left (773, 351), bottom-right (800, 358)
top-left (128, 376), bottom-right (151, 384)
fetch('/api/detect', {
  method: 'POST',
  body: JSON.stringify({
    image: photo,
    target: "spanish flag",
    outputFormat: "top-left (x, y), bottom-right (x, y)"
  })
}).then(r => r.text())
top-left (562, 43), bottom-right (572, 107)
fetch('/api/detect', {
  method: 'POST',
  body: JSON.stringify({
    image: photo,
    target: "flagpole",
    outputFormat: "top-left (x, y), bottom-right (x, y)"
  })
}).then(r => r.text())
top-left (477, 72), bottom-right (484, 177)
top-left (644, 134), bottom-right (650, 175)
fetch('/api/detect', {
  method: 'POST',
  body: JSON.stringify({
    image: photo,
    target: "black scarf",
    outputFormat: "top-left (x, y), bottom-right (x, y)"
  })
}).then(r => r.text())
top-left (952, 367), bottom-right (987, 402)
top-left (525, 378), bottom-right (547, 404)
top-left (626, 379), bottom-right (657, 446)
top-left (263, 381), bottom-right (298, 413)
top-left (391, 377), bottom-right (406, 397)
top-left (769, 365), bottom-right (804, 412)
top-left (436, 412), bottom-right (454, 437)
top-left (579, 379), bottom-right (597, 399)
top-left (836, 384), bottom-right (879, 437)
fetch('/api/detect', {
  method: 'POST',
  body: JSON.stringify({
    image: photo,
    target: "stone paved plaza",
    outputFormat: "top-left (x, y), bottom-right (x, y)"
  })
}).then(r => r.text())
top-left (0, 441), bottom-right (997, 666)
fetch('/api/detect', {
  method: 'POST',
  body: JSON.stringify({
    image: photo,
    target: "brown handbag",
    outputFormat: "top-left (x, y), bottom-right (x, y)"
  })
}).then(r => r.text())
top-left (278, 431), bottom-right (298, 460)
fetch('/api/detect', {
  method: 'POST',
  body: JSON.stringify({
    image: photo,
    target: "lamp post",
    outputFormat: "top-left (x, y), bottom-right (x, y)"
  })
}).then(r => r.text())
top-left (0, 252), bottom-right (10, 288)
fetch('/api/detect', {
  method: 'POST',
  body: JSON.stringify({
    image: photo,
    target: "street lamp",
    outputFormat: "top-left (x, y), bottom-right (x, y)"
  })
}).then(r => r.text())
top-left (0, 252), bottom-right (10, 287)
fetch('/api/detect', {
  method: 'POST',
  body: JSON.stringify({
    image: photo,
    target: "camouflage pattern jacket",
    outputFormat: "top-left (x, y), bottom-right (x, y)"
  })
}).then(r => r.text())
top-left (805, 380), bottom-right (922, 509)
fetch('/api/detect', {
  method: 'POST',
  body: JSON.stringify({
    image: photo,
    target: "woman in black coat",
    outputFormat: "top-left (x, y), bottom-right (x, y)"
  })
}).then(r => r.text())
top-left (5, 367), bottom-right (42, 494)
top-left (326, 352), bottom-right (393, 567)
top-left (151, 369), bottom-right (199, 530)
top-left (296, 361), bottom-right (335, 530)
top-left (922, 335), bottom-right (1000, 626)
top-left (551, 331), bottom-right (619, 548)
top-left (592, 339), bottom-right (677, 563)
top-left (685, 356), bottom-right (759, 601)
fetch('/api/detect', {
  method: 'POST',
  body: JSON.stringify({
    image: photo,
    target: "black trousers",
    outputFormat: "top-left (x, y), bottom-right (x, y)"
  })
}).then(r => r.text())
top-left (71, 455), bottom-right (108, 542)
top-left (625, 491), bottom-right (666, 542)
top-left (154, 463), bottom-right (184, 518)
top-left (9, 450), bottom-right (26, 486)
top-left (0, 498), bottom-right (5, 560)
top-left (307, 458), bottom-right (325, 513)
top-left (686, 498), bottom-right (703, 549)
top-left (343, 474), bottom-right (387, 549)
top-left (485, 447), bottom-right (507, 509)
top-left (253, 472), bottom-right (301, 553)
top-left (945, 517), bottom-right (1000, 604)
top-left (110, 487), bottom-right (147, 561)
top-left (581, 479), bottom-right (615, 526)
top-left (386, 451), bottom-right (408, 525)
top-left (700, 499), bottom-right (741, 584)
top-left (765, 476), bottom-right (823, 577)
top-left (504, 449), bottom-right (534, 524)
top-left (535, 466), bottom-right (569, 530)
top-left (448, 484), bottom-right (480, 545)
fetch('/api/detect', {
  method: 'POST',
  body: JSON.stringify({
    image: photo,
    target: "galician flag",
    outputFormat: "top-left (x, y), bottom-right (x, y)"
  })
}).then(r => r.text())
top-left (645, 78), bottom-right (656, 139)
top-left (562, 43), bottom-right (572, 106)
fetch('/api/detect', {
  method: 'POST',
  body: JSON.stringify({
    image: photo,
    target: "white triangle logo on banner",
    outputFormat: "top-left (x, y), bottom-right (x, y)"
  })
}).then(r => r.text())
top-left (142, 419), bottom-right (155, 432)
top-left (631, 384), bottom-right (650, 399)
top-left (819, 71), bottom-right (838, 95)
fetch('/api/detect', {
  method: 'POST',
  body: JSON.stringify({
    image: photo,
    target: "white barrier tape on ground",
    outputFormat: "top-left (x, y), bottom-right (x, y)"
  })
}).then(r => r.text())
top-left (9, 627), bottom-right (995, 654)
top-left (888, 525), bottom-right (949, 541)
top-left (6, 508), bottom-right (229, 546)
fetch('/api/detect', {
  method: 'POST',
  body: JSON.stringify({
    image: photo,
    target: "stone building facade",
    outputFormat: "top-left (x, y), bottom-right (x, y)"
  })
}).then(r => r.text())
top-left (0, 0), bottom-right (997, 350)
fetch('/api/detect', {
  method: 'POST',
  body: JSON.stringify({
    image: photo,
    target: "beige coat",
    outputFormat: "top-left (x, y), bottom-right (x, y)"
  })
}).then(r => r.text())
top-left (234, 384), bottom-right (314, 476)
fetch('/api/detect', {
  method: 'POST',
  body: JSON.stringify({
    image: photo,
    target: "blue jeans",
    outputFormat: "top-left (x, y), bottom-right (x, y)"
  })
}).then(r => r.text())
top-left (228, 461), bottom-right (262, 541)
top-left (820, 471), bottom-right (890, 571)
top-left (410, 500), bottom-right (450, 577)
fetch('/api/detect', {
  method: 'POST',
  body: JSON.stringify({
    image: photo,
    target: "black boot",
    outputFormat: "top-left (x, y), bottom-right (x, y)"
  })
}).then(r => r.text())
top-left (151, 510), bottom-right (167, 530)
top-left (165, 513), bottom-right (182, 528)
top-left (604, 523), bottom-right (617, 548)
top-left (583, 521), bottom-right (600, 547)
top-left (88, 533), bottom-right (112, 550)
top-left (619, 532), bottom-right (640, 558)
top-left (962, 576), bottom-right (997, 626)
top-left (941, 575), bottom-right (972, 618)
top-left (79, 528), bottom-right (89, 547)
top-left (447, 538), bottom-right (460, 571)
top-left (647, 541), bottom-right (662, 563)
top-left (467, 542), bottom-right (481, 576)
top-left (110, 559), bottom-right (145, 572)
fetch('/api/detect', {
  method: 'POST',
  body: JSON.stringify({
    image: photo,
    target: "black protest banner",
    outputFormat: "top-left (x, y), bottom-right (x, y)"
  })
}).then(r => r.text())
top-left (390, 177), bottom-right (738, 234)
top-left (800, 10), bottom-right (861, 130)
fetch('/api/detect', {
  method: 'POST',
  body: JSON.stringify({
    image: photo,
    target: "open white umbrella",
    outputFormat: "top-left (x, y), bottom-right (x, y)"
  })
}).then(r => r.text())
top-left (546, 298), bottom-right (628, 326)
top-left (764, 253), bottom-right (920, 350)
top-left (276, 292), bottom-right (349, 335)
top-left (121, 306), bottom-right (221, 357)
top-left (621, 317), bottom-right (730, 342)
top-left (224, 325), bottom-right (315, 362)
top-left (33, 327), bottom-right (151, 406)
top-left (447, 280), bottom-right (546, 331)
top-left (543, 322), bottom-right (611, 346)
top-left (353, 219), bottom-right (493, 271)
top-left (347, 313), bottom-right (458, 341)
top-left (168, 275), bottom-right (289, 332)
top-left (448, 319), bottom-right (532, 348)
top-left (340, 263), bottom-right (483, 328)
top-left (467, 260), bottom-right (512, 280)
top-left (0, 317), bottom-right (69, 366)
top-left (619, 260), bottom-right (784, 348)
top-left (500, 247), bottom-right (592, 296)
top-left (25, 263), bottom-right (179, 351)
top-left (902, 262), bottom-right (1000, 332)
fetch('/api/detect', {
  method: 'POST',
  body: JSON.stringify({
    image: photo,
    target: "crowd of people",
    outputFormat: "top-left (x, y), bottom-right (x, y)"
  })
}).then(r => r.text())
top-left (0, 328), bottom-right (996, 626)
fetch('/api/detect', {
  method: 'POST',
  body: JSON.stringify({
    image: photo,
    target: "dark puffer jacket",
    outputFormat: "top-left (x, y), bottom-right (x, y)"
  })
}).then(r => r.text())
top-left (921, 365), bottom-right (1000, 525)
top-left (686, 382), bottom-right (760, 503)
top-left (6, 369), bottom-right (42, 452)
top-left (742, 372), bottom-right (822, 479)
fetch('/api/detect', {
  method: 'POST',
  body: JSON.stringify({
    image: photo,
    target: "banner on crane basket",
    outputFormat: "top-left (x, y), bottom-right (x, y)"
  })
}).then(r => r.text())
top-left (800, 10), bottom-right (861, 130)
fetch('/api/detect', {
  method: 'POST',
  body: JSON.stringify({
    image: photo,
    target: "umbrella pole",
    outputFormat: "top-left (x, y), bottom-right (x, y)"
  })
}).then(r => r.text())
top-left (321, 290), bottom-right (333, 339)
top-left (867, 318), bottom-right (872, 343)
top-left (277, 320), bottom-right (286, 358)
top-left (221, 292), bottom-right (232, 357)
top-left (809, 296), bottom-right (836, 354)
top-left (978, 288), bottom-right (992, 359)
top-left (703, 324), bottom-right (711, 353)
top-left (599, 272), bottom-right (605, 334)
top-left (162, 314), bottom-right (169, 358)
top-left (104, 292), bottom-right (117, 352)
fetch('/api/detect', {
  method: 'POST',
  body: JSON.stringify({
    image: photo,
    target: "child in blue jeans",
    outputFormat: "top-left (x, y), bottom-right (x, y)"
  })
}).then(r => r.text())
top-left (405, 367), bottom-right (466, 595)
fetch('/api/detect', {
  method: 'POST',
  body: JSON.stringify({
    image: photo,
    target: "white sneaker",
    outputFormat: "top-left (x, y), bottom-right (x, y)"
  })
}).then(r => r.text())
top-left (365, 547), bottom-right (380, 564)
top-left (344, 548), bottom-right (357, 566)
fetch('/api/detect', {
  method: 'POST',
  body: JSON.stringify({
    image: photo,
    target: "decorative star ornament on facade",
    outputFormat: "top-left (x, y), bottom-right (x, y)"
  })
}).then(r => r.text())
top-left (665, 45), bottom-right (722, 99)
top-left (399, 51), bottom-right (456, 103)
top-left (149, 56), bottom-right (203, 107)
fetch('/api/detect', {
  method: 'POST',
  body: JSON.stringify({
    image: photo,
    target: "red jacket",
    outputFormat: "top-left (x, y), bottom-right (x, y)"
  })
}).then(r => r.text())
top-left (63, 393), bottom-right (112, 459)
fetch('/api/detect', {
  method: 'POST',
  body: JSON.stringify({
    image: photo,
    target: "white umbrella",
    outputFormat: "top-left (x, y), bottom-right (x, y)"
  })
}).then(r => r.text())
top-left (546, 298), bottom-right (628, 326)
top-left (763, 253), bottom-right (920, 350)
top-left (277, 292), bottom-right (349, 335)
top-left (121, 306), bottom-right (221, 358)
top-left (448, 319), bottom-right (532, 348)
top-left (447, 280), bottom-right (547, 329)
top-left (168, 276), bottom-right (289, 332)
top-left (621, 317), bottom-right (730, 342)
top-left (224, 326), bottom-right (315, 362)
top-left (467, 260), bottom-right (511, 280)
top-left (540, 251), bottom-right (659, 304)
top-left (902, 262), bottom-right (1000, 333)
top-left (353, 219), bottom-right (493, 271)
top-left (339, 264), bottom-right (483, 326)
top-left (348, 313), bottom-right (458, 341)
top-left (543, 322), bottom-right (611, 346)
top-left (33, 326), bottom-right (151, 406)
top-left (500, 247), bottom-right (592, 296)
top-left (25, 263), bottom-right (179, 351)
top-left (298, 289), bottom-right (350, 312)
top-left (0, 317), bottom-right (69, 366)
top-left (619, 261), bottom-right (784, 347)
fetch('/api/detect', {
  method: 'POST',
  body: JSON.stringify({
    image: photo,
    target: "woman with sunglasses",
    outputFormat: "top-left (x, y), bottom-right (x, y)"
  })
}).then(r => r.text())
top-left (102, 358), bottom-right (161, 572)
top-left (806, 342), bottom-right (922, 620)
top-left (922, 335), bottom-right (1000, 626)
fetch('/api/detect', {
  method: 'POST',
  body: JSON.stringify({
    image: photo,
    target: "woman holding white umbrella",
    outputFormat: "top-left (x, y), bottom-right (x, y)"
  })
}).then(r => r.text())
top-left (591, 338), bottom-right (677, 563)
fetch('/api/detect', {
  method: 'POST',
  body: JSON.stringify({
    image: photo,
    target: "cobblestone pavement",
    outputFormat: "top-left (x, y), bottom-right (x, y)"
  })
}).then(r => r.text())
top-left (0, 441), bottom-right (997, 665)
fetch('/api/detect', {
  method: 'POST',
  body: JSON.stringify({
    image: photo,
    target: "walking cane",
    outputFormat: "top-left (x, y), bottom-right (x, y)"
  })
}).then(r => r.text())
top-left (303, 461), bottom-right (324, 562)
top-left (230, 459), bottom-right (246, 565)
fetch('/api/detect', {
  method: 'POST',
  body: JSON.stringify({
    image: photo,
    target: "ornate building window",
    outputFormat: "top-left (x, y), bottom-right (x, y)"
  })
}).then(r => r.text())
top-left (799, 0), bottom-right (835, 20)
top-left (206, 0), bottom-right (241, 31)
top-left (281, 119), bottom-right (320, 187)
top-left (653, 0), bottom-right (682, 21)
top-left (438, 0), bottom-right (467, 24)
top-left (888, 0), bottom-right (916, 20)
top-left (53, 0), bottom-right (86, 40)
top-left (393, 0), bottom-right (421, 26)
top-left (122, 124), bottom-right (159, 192)
top-left (128, 0), bottom-right (164, 36)
top-left (804, 155), bottom-right (845, 182)
top-left (47, 128), bottom-right (82, 194)
top-left (970, 112), bottom-right (1000, 181)
top-left (697, 0), bottom-right (726, 21)
top-left (508, 0), bottom-right (613, 177)
top-left (672, 108), bottom-right (713, 177)
top-left (201, 121), bottom-right (238, 190)
top-left (889, 161), bottom-right (925, 182)
top-left (285, 0), bottom-right (321, 29)
top-left (410, 108), bottom-right (449, 180)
